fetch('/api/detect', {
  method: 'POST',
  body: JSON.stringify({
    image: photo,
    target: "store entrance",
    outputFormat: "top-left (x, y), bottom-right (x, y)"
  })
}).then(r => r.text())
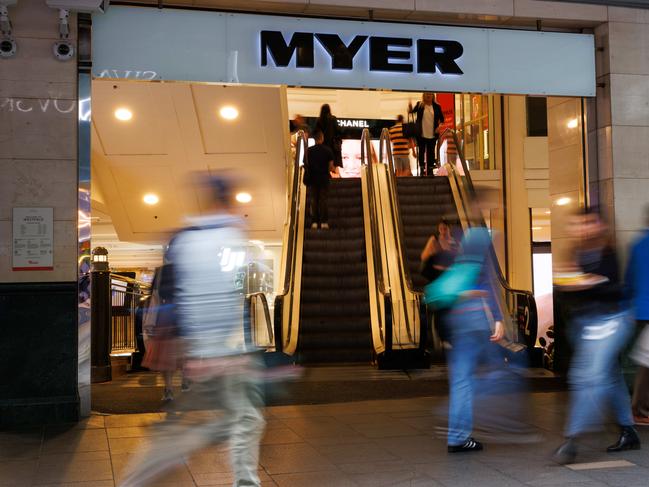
top-left (88, 79), bottom-right (586, 413)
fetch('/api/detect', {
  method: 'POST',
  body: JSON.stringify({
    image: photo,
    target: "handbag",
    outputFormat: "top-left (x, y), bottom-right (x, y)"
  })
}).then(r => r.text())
top-left (631, 323), bottom-right (649, 368)
top-left (402, 110), bottom-right (420, 139)
top-left (423, 258), bottom-right (482, 310)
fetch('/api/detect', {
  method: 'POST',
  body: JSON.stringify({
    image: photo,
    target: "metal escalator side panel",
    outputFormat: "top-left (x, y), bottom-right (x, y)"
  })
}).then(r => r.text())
top-left (361, 166), bottom-right (386, 355)
top-left (375, 164), bottom-right (419, 350)
top-left (283, 168), bottom-right (307, 356)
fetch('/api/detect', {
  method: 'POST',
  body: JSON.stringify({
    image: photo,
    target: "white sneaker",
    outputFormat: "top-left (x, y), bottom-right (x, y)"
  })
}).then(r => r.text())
top-left (321, 223), bottom-right (330, 229)
top-left (311, 223), bottom-right (318, 229)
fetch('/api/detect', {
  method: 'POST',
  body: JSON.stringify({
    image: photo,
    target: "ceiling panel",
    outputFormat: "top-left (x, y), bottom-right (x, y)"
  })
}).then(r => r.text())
top-left (192, 84), bottom-right (269, 154)
top-left (92, 81), bottom-right (170, 155)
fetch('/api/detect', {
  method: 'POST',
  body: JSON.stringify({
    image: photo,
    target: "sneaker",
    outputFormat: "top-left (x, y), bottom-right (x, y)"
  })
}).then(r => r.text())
top-left (161, 389), bottom-right (174, 402)
top-left (448, 438), bottom-right (483, 453)
top-left (321, 223), bottom-right (330, 229)
top-left (310, 223), bottom-right (318, 229)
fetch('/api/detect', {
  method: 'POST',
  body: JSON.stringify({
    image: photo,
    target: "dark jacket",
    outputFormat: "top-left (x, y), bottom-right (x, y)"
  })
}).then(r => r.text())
top-left (410, 101), bottom-right (444, 140)
top-left (315, 115), bottom-right (343, 167)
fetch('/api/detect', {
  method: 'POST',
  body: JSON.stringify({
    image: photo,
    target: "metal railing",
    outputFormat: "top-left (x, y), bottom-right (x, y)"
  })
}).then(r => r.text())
top-left (437, 128), bottom-right (538, 348)
top-left (360, 130), bottom-right (390, 353)
top-left (110, 274), bottom-right (151, 356)
top-left (244, 292), bottom-right (275, 350)
top-left (273, 130), bottom-right (308, 354)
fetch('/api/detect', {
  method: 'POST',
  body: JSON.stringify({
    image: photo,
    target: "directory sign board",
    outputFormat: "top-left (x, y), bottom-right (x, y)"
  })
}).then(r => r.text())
top-left (12, 207), bottom-right (54, 271)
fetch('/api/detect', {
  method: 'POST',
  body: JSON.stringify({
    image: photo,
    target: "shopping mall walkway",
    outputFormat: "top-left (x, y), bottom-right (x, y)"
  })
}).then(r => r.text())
top-left (2, 391), bottom-right (649, 486)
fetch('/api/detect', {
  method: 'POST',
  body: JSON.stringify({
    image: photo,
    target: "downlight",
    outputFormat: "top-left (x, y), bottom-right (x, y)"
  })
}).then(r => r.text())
top-left (143, 193), bottom-right (159, 205)
top-left (114, 107), bottom-right (133, 121)
top-left (235, 192), bottom-right (252, 203)
top-left (220, 106), bottom-right (239, 120)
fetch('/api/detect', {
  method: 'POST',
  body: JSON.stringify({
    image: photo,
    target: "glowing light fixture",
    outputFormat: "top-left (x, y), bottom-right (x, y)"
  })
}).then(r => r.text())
top-left (532, 226), bottom-right (543, 231)
top-left (567, 118), bottom-right (579, 129)
top-left (236, 192), bottom-right (252, 203)
top-left (114, 107), bottom-right (133, 121)
top-left (556, 197), bottom-right (571, 206)
top-left (143, 193), bottom-right (159, 205)
top-left (545, 210), bottom-right (551, 215)
top-left (220, 106), bottom-right (239, 120)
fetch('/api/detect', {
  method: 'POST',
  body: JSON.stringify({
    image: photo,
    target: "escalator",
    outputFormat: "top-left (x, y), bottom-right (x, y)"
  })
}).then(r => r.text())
top-left (396, 177), bottom-right (460, 292)
top-left (297, 179), bottom-right (372, 363)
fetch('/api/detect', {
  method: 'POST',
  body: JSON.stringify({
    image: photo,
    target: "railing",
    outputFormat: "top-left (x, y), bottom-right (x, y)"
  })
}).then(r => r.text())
top-left (360, 130), bottom-right (389, 354)
top-left (437, 128), bottom-right (538, 348)
top-left (376, 128), bottom-right (423, 349)
top-left (110, 274), bottom-right (151, 356)
top-left (273, 130), bottom-right (308, 355)
top-left (244, 292), bottom-right (275, 350)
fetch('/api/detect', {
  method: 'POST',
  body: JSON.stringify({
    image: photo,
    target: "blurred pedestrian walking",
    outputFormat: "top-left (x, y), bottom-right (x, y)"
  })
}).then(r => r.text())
top-left (120, 173), bottom-right (265, 487)
top-left (626, 205), bottom-right (649, 425)
top-left (553, 209), bottom-right (640, 464)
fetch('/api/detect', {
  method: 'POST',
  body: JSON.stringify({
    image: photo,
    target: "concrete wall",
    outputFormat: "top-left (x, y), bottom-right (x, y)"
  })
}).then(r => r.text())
top-left (0, 0), bottom-right (78, 283)
top-left (0, 0), bottom-right (80, 425)
top-left (596, 10), bottom-right (649, 268)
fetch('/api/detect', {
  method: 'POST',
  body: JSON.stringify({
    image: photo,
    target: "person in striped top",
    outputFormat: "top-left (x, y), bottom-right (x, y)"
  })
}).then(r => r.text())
top-left (389, 115), bottom-right (415, 177)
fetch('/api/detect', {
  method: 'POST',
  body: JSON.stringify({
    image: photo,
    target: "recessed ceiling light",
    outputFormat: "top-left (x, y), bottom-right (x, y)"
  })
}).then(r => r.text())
top-left (143, 193), bottom-right (159, 205)
top-left (532, 226), bottom-right (542, 230)
top-left (567, 118), bottom-right (579, 129)
top-left (545, 210), bottom-right (551, 215)
top-left (115, 107), bottom-right (133, 121)
top-left (236, 192), bottom-right (252, 203)
top-left (220, 106), bottom-right (239, 120)
top-left (556, 197), bottom-right (571, 206)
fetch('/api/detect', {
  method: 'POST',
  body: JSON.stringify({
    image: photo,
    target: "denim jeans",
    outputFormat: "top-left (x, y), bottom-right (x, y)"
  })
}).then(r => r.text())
top-left (120, 357), bottom-right (265, 487)
top-left (565, 310), bottom-right (634, 437)
top-left (446, 325), bottom-right (492, 446)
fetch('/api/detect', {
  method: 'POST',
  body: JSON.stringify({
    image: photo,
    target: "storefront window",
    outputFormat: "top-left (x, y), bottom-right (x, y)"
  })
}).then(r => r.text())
top-left (454, 94), bottom-right (495, 170)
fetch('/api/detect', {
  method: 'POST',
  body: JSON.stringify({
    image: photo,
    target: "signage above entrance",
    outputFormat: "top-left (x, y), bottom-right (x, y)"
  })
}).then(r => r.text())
top-left (92, 7), bottom-right (596, 96)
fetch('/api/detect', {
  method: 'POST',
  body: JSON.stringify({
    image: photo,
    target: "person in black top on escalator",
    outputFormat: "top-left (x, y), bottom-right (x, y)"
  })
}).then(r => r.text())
top-left (420, 219), bottom-right (459, 282)
top-left (304, 129), bottom-right (334, 230)
top-left (315, 104), bottom-right (343, 177)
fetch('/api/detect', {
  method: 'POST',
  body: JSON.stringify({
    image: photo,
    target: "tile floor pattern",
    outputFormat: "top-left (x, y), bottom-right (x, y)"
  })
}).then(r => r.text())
top-left (2, 392), bottom-right (649, 487)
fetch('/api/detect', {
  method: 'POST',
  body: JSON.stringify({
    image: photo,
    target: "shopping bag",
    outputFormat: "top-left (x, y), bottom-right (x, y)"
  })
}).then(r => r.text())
top-left (423, 259), bottom-right (482, 310)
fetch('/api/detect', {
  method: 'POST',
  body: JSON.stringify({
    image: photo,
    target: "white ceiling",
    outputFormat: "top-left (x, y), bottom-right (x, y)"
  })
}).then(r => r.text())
top-left (91, 80), bottom-right (291, 254)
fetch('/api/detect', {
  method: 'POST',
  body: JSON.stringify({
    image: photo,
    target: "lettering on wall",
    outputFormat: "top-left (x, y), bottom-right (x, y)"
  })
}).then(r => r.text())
top-left (338, 119), bottom-right (370, 128)
top-left (260, 31), bottom-right (464, 75)
top-left (1, 97), bottom-right (76, 114)
top-left (96, 69), bottom-right (158, 80)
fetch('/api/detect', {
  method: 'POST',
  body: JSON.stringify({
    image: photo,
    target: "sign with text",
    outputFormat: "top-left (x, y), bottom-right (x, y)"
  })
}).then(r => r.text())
top-left (12, 207), bottom-right (54, 271)
top-left (93, 7), bottom-right (595, 96)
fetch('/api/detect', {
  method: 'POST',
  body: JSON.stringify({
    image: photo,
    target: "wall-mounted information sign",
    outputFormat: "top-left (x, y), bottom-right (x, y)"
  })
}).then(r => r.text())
top-left (12, 207), bottom-right (54, 271)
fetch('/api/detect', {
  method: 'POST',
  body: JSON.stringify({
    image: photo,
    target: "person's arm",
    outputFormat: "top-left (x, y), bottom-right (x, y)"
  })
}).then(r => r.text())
top-left (420, 235), bottom-right (438, 261)
top-left (328, 159), bottom-right (334, 174)
top-left (484, 258), bottom-right (505, 341)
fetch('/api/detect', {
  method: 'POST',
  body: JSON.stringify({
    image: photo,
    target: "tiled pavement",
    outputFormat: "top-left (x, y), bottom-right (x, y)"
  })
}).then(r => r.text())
top-left (2, 392), bottom-right (649, 487)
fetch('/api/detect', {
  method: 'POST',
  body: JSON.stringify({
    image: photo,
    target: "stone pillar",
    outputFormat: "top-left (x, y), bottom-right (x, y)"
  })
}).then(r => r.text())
top-left (0, 0), bottom-right (79, 425)
top-left (596, 8), bottom-right (649, 267)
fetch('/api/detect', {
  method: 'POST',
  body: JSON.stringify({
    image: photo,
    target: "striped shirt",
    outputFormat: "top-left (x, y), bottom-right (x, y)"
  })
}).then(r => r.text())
top-left (389, 123), bottom-right (410, 156)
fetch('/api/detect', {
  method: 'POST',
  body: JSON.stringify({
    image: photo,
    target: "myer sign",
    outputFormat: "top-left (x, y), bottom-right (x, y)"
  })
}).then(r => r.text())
top-left (93, 7), bottom-right (596, 96)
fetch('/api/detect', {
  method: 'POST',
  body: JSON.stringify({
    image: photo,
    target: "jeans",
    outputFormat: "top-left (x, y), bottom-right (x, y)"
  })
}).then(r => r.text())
top-left (119, 357), bottom-right (265, 487)
top-left (417, 137), bottom-right (437, 176)
top-left (446, 327), bottom-right (492, 446)
top-left (309, 184), bottom-right (329, 227)
top-left (565, 310), bottom-right (634, 437)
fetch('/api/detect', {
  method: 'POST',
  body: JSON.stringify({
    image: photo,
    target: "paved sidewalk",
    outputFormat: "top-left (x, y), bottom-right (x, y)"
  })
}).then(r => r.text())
top-left (2, 392), bottom-right (649, 486)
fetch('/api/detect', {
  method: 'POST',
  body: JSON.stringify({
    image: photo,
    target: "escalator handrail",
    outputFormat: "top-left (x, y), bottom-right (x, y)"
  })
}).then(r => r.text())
top-left (377, 128), bottom-right (421, 344)
top-left (360, 129), bottom-right (389, 347)
top-left (275, 130), bottom-right (308, 348)
top-left (437, 128), bottom-right (537, 341)
top-left (246, 291), bottom-right (274, 345)
top-left (378, 128), bottom-right (423, 300)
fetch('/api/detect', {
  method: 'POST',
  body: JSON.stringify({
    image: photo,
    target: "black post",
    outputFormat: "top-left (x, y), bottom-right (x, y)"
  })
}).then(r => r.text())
top-left (91, 248), bottom-right (112, 383)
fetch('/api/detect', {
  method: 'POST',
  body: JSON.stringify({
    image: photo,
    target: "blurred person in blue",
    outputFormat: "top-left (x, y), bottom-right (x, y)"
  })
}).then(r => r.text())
top-left (120, 172), bottom-right (266, 487)
top-left (553, 209), bottom-right (640, 464)
top-left (625, 205), bottom-right (649, 425)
